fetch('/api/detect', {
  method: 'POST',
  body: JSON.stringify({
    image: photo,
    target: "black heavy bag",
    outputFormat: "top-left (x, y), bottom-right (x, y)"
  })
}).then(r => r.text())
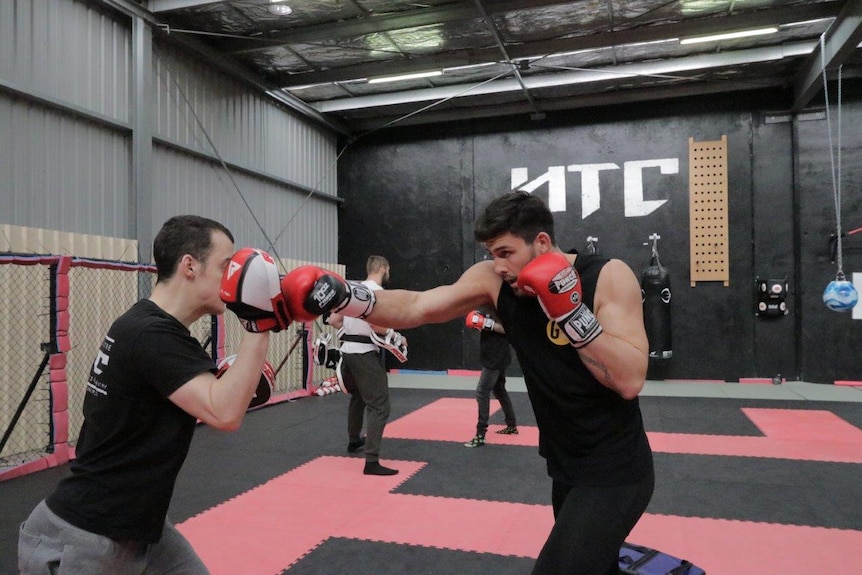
top-left (641, 255), bottom-right (672, 362)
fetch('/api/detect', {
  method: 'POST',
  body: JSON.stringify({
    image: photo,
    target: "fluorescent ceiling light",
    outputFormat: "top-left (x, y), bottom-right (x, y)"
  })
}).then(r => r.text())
top-left (680, 27), bottom-right (778, 45)
top-left (368, 70), bottom-right (443, 84)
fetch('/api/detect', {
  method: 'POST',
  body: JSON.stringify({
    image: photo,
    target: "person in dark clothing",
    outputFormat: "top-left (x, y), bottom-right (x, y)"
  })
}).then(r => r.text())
top-left (464, 306), bottom-right (517, 447)
top-left (282, 190), bottom-right (654, 575)
top-left (18, 215), bottom-right (286, 574)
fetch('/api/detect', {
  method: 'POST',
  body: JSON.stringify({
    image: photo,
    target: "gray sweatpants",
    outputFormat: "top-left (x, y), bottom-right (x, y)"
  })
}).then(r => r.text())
top-left (18, 500), bottom-right (209, 575)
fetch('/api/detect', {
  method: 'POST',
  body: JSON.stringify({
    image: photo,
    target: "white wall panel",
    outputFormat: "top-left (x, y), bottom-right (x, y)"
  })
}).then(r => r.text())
top-left (151, 145), bottom-right (338, 263)
top-left (0, 0), bottom-right (338, 266)
top-left (0, 0), bottom-right (131, 123)
top-left (153, 44), bottom-right (338, 197)
top-left (0, 95), bottom-right (131, 238)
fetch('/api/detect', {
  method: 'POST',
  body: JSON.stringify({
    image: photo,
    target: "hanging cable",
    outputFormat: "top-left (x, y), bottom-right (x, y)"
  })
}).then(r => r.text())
top-left (155, 46), bottom-right (278, 258)
top-left (821, 34), bottom-right (844, 280)
top-left (154, 44), bottom-right (349, 272)
top-left (819, 34), bottom-right (858, 312)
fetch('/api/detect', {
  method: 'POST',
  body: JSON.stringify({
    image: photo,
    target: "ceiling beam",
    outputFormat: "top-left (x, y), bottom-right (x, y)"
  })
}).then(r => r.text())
top-left (275, 3), bottom-right (838, 88)
top-left (347, 78), bottom-right (790, 131)
top-left (312, 41), bottom-right (816, 112)
top-left (792, 0), bottom-right (862, 111)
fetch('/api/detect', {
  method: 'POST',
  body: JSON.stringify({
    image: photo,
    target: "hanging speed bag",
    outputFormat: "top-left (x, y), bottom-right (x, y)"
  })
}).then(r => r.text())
top-left (641, 258), bottom-right (672, 361)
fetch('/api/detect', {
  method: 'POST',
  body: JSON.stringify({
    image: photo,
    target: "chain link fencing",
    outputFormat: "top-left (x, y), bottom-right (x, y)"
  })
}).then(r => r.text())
top-left (1, 255), bottom-right (331, 476)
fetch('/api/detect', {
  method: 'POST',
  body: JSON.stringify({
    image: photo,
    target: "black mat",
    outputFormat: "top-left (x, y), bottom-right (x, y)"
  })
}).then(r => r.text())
top-left (282, 537), bottom-right (536, 575)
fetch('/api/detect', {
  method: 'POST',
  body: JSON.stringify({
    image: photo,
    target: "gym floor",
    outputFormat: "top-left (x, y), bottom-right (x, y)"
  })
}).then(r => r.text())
top-left (1, 374), bottom-right (861, 574)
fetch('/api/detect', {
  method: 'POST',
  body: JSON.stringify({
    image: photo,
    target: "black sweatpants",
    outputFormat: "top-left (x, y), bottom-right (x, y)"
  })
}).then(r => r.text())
top-left (532, 467), bottom-right (655, 575)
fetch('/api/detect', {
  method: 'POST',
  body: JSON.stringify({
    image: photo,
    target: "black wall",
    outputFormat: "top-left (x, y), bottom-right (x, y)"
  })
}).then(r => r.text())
top-left (337, 87), bottom-right (862, 384)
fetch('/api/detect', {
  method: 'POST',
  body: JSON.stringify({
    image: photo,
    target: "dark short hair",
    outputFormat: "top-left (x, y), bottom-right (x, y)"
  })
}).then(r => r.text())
top-left (474, 190), bottom-right (555, 245)
top-left (152, 215), bottom-right (234, 283)
top-left (366, 255), bottom-right (389, 274)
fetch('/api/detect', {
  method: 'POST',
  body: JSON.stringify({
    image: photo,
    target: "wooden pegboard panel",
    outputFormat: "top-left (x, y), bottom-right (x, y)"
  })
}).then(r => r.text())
top-left (689, 135), bottom-right (729, 287)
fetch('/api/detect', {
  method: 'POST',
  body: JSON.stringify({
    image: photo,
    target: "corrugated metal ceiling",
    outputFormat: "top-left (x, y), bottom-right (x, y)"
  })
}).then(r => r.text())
top-left (109, 0), bottom-right (862, 134)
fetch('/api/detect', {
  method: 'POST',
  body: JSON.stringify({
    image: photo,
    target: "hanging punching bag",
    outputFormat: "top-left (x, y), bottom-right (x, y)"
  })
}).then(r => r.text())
top-left (641, 253), bottom-right (672, 362)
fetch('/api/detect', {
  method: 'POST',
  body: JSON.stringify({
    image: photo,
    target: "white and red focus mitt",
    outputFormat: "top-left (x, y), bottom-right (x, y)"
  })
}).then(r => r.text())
top-left (313, 333), bottom-right (341, 369)
top-left (216, 354), bottom-right (275, 409)
top-left (335, 357), bottom-right (357, 395)
top-left (370, 328), bottom-right (408, 363)
top-left (220, 248), bottom-right (291, 332)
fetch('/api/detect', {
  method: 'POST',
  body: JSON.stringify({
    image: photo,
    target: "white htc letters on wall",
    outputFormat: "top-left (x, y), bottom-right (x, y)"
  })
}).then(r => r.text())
top-left (623, 159), bottom-right (677, 217)
top-left (511, 158), bottom-right (679, 218)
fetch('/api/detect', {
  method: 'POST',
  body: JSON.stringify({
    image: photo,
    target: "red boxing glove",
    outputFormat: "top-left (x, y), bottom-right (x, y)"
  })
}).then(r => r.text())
top-left (280, 265), bottom-right (376, 323)
top-left (280, 265), bottom-right (330, 322)
top-left (220, 248), bottom-right (291, 332)
top-left (466, 310), bottom-right (496, 331)
top-left (517, 252), bottom-right (603, 348)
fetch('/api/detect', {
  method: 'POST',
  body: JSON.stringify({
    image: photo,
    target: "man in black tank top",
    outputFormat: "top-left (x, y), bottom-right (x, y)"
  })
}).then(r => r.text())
top-left (284, 191), bottom-right (655, 575)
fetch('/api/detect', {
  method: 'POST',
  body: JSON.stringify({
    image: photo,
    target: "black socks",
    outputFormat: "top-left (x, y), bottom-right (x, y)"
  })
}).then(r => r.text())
top-left (364, 461), bottom-right (398, 476)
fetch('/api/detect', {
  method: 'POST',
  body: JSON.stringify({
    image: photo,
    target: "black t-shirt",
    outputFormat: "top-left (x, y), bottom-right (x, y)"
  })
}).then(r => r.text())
top-left (496, 254), bottom-right (653, 486)
top-left (47, 299), bottom-right (216, 542)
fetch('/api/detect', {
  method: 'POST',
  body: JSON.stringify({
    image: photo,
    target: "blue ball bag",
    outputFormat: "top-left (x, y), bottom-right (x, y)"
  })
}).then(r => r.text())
top-left (823, 280), bottom-right (859, 312)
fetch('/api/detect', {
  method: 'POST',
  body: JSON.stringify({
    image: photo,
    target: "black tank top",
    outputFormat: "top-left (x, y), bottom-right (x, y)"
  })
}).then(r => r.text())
top-left (496, 253), bottom-right (653, 486)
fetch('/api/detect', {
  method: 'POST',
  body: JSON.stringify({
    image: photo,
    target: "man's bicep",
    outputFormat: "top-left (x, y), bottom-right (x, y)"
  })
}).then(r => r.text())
top-left (596, 262), bottom-right (648, 348)
top-left (169, 371), bottom-right (218, 423)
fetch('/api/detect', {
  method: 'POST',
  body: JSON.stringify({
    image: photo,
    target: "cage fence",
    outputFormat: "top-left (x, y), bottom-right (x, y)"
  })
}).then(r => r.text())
top-left (1, 255), bottom-right (335, 476)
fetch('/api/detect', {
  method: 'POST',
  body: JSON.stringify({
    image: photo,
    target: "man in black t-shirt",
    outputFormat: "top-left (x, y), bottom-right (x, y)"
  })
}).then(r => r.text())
top-left (18, 215), bottom-right (289, 574)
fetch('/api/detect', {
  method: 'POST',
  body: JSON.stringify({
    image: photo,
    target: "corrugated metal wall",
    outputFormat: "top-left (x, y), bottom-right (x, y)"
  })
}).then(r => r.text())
top-left (151, 44), bottom-right (339, 261)
top-left (0, 100), bottom-right (132, 236)
top-left (0, 0), bottom-right (132, 238)
top-left (150, 145), bottom-right (338, 262)
top-left (0, 0), bottom-right (340, 263)
top-left (0, 0), bottom-right (131, 121)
